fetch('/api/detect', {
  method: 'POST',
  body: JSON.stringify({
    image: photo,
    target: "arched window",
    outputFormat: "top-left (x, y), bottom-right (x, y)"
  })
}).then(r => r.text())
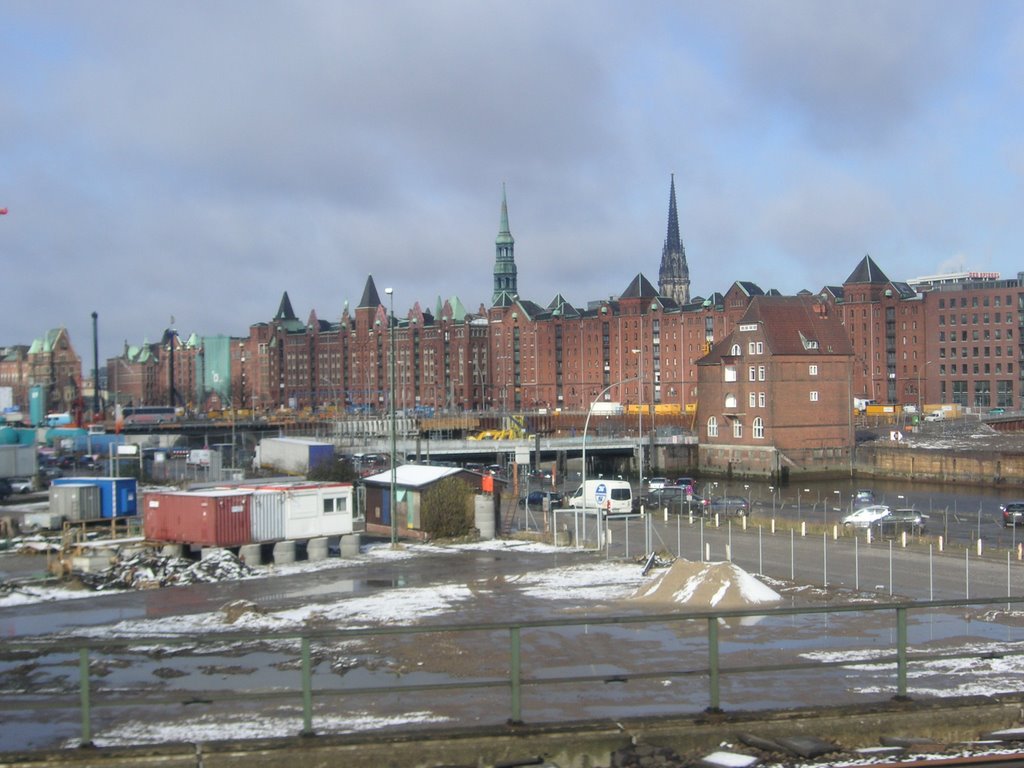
top-left (725, 393), bottom-right (737, 408)
top-left (707, 416), bottom-right (718, 438)
top-left (753, 417), bottom-right (765, 439)
top-left (730, 343), bottom-right (741, 356)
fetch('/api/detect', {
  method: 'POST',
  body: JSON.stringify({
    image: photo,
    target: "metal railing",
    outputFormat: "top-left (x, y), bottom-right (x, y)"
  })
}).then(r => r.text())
top-left (4, 595), bottom-right (1024, 749)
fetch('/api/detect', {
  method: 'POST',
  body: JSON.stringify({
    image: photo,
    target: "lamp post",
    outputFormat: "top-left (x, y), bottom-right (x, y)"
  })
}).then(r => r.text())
top-left (917, 360), bottom-right (932, 413)
top-left (385, 288), bottom-right (397, 547)
top-left (632, 348), bottom-right (644, 488)
top-left (582, 376), bottom-right (637, 549)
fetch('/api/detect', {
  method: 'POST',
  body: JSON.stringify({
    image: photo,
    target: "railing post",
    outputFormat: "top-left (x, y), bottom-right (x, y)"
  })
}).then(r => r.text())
top-left (300, 636), bottom-right (314, 736)
top-left (79, 647), bottom-right (92, 747)
top-left (707, 617), bottom-right (721, 712)
top-left (509, 626), bottom-right (522, 723)
top-left (895, 606), bottom-right (909, 701)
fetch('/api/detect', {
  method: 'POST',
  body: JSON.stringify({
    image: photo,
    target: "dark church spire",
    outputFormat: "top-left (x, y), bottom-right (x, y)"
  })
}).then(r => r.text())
top-left (658, 174), bottom-right (690, 305)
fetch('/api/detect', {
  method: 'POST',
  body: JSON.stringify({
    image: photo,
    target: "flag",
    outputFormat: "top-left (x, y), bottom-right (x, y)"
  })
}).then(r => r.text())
top-left (114, 404), bottom-right (124, 434)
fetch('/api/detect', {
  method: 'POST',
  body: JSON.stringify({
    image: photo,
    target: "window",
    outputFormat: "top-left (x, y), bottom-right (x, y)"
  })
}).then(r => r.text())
top-left (753, 417), bottom-right (764, 439)
top-left (758, 392), bottom-right (766, 408)
top-left (725, 393), bottom-right (737, 408)
top-left (730, 343), bottom-right (741, 356)
top-left (810, 391), bottom-right (819, 402)
top-left (758, 365), bottom-right (766, 381)
top-left (749, 392), bottom-right (757, 408)
top-left (707, 416), bottom-right (718, 438)
top-left (724, 365), bottom-right (737, 382)
top-left (749, 366), bottom-right (756, 382)
top-left (748, 341), bottom-right (756, 355)
top-left (809, 364), bottom-right (818, 376)
top-left (756, 341), bottom-right (763, 354)
top-left (732, 420), bottom-right (743, 438)
top-left (323, 496), bottom-right (348, 514)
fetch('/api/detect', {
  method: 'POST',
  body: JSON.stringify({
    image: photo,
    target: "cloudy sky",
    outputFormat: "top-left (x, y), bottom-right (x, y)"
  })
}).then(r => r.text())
top-left (3, 2), bottom-right (1023, 363)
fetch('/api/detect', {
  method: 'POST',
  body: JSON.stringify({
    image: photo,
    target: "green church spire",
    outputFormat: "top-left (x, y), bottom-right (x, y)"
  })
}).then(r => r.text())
top-left (492, 183), bottom-right (518, 305)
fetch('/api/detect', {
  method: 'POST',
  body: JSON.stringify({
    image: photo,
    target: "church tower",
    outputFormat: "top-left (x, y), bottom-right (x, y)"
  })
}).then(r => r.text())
top-left (492, 184), bottom-right (518, 305)
top-left (658, 174), bottom-right (690, 305)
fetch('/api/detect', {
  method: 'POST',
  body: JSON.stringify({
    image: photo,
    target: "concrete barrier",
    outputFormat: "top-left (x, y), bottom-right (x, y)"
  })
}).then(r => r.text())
top-left (273, 540), bottom-right (296, 565)
top-left (339, 533), bottom-right (361, 557)
top-left (239, 543), bottom-right (262, 566)
top-left (307, 537), bottom-right (328, 561)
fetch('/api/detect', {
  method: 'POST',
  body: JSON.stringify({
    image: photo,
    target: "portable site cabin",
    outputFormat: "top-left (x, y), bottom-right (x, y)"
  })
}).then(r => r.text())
top-left (361, 464), bottom-right (503, 540)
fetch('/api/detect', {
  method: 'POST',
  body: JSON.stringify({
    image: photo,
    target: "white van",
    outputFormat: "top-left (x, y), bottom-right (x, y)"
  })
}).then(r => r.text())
top-left (568, 479), bottom-right (634, 515)
top-left (924, 410), bottom-right (946, 422)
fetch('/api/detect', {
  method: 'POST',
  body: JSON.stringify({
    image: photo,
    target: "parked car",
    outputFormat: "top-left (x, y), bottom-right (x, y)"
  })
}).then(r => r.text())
top-left (518, 490), bottom-right (564, 509)
top-left (706, 496), bottom-right (750, 516)
top-left (673, 476), bottom-right (697, 490)
top-left (1001, 501), bottom-right (1024, 527)
top-left (9, 477), bottom-right (33, 494)
top-left (841, 504), bottom-right (891, 529)
top-left (989, 407), bottom-right (1006, 415)
top-left (852, 489), bottom-right (876, 509)
top-left (642, 486), bottom-right (705, 514)
top-left (0, 479), bottom-right (10, 501)
top-left (876, 509), bottom-right (927, 537)
top-left (647, 477), bottom-right (669, 491)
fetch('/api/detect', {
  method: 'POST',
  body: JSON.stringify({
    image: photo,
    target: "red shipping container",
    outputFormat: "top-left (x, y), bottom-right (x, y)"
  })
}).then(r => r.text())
top-left (143, 490), bottom-right (252, 547)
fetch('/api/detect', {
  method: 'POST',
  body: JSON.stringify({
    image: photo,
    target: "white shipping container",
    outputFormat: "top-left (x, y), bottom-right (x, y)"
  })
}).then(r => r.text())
top-left (0, 444), bottom-right (37, 478)
top-left (256, 437), bottom-right (334, 474)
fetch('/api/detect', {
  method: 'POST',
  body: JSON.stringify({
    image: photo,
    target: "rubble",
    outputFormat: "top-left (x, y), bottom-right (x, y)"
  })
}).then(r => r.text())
top-left (78, 547), bottom-right (257, 591)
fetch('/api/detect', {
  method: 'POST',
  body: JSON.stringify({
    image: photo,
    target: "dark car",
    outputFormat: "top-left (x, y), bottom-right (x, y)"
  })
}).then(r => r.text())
top-left (876, 509), bottom-right (927, 538)
top-left (0, 479), bottom-right (10, 501)
top-left (1001, 501), bottom-right (1024, 527)
top-left (707, 496), bottom-right (750, 516)
top-left (642, 486), bottom-right (705, 515)
top-left (519, 490), bottom-right (564, 510)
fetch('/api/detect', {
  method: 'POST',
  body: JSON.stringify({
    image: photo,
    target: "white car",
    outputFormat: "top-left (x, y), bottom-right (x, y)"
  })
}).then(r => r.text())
top-left (841, 504), bottom-right (891, 529)
top-left (647, 477), bottom-right (669, 491)
top-left (9, 477), bottom-right (34, 494)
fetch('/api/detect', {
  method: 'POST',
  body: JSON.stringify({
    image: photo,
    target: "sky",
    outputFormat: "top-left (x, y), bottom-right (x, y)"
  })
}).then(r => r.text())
top-left (3, 2), bottom-right (1024, 364)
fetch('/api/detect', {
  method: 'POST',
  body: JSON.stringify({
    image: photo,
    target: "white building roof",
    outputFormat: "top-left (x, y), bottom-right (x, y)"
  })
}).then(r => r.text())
top-left (363, 464), bottom-right (464, 489)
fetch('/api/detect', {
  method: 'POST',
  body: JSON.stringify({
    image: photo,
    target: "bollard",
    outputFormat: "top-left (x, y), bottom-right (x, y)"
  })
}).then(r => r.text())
top-left (977, 538), bottom-right (983, 557)
top-left (833, 524), bottom-right (838, 541)
top-left (801, 521), bottom-right (807, 537)
top-left (939, 535), bottom-right (944, 552)
top-left (705, 542), bottom-right (710, 561)
top-left (867, 527), bottom-right (872, 544)
top-left (725, 543), bottom-right (731, 562)
top-left (715, 513), bottom-right (720, 528)
top-left (901, 531), bottom-right (907, 548)
top-left (663, 507), bottom-right (668, 522)
top-left (1018, 543), bottom-right (1022, 562)
top-left (771, 519), bottom-right (776, 534)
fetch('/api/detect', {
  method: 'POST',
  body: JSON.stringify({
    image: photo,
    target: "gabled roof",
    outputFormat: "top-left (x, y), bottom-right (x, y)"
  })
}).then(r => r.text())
top-left (547, 294), bottom-right (580, 318)
top-left (845, 254), bottom-right (889, 285)
top-left (620, 273), bottom-right (659, 300)
top-left (733, 281), bottom-right (765, 298)
top-left (363, 464), bottom-right (465, 488)
top-left (890, 281), bottom-right (918, 300)
top-left (491, 290), bottom-right (518, 308)
top-left (358, 276), bottom-right (382, 310)
top-left (699, 295), bottom-right (853, 364)
top-left (273, 292), bottom-right (306, 332)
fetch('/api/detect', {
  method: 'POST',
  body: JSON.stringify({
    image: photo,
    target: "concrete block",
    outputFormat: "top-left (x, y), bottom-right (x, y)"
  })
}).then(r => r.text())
top-left (339, 533), bottom-right (361, 557)
top-left (161, 544), bottom-right (186, 558)
top-left (273, 540), bottom-right (296, 565)
top-left (239, 543), bottom-right (262, 566)
top-left (307, 537), bottom-right (328, 561)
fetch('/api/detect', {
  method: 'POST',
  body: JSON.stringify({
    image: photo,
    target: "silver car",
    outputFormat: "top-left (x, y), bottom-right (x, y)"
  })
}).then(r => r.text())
top-left (841, 504), bottom-right (891, 529)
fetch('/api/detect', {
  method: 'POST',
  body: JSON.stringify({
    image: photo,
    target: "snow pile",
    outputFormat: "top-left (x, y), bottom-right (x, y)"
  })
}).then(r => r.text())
top-left (79, 548), bottom-right (256, 590)
top-left (633, 559), bottom-right (782, 609)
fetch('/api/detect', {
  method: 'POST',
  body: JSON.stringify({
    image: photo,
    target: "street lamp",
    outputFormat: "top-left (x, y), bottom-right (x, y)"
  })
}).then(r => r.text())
top-left (385, 288), bottom-right (397, 546)
top-left (917, 361), bottom-right (932, 414)
top-left (582, 376), bottom-right (637, 548)
top-left (632, 348), bottom-right (644, 488)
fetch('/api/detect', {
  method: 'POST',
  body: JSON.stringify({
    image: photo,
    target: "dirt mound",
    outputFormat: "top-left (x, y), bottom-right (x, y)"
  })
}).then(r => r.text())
top-left (634, 559), bottom-right (781, 610)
